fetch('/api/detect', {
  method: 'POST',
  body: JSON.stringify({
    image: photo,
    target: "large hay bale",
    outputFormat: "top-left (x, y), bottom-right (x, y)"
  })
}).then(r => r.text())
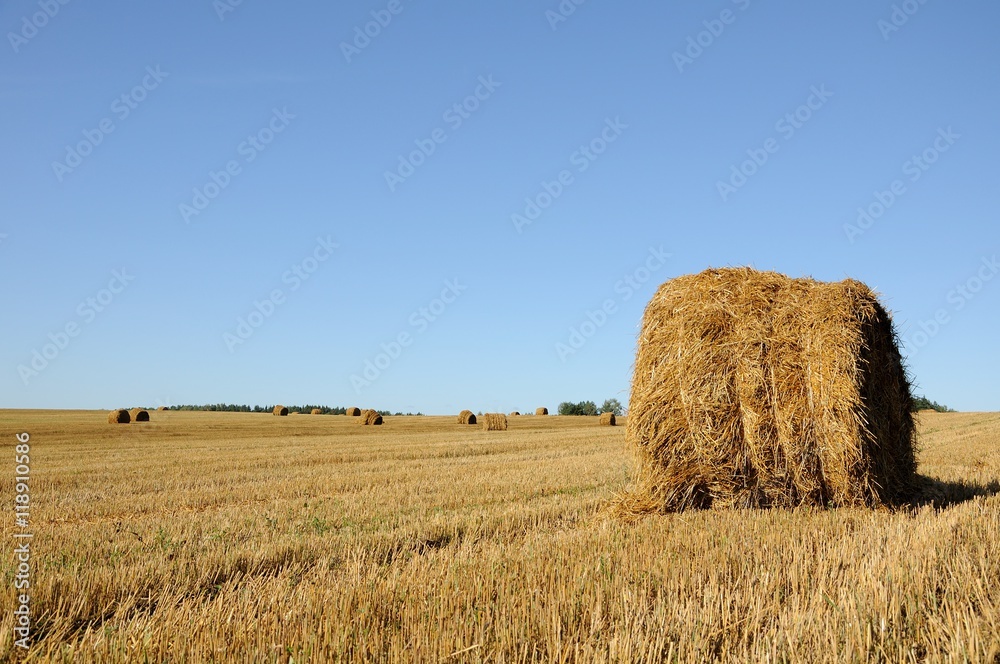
top-left (535, 407), bottom-right (548, 416)
top-left (621, 267), bottom-right (915, 513)
top-left (310, 408), bottom-right (322, 415)
top-left (129, 408), bottom-right (149, 422)
top-left (108, 409), bottom-right (130, 424)
top-left (345, 407), bottom-right (361, 416)
top-left (273, 405), bottom-right (288, 416)
top-left (457, 410), bottom-right (477, 425)
top-left (482, 413), bottom-right (508, 431)
top-left (360, 409), bottom-right (383, 425)
top-left (600, 412), bottom-right (616, 426)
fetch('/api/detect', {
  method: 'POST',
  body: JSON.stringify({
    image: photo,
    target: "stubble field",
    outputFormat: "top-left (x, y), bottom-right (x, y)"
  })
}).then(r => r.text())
top-left (1, 409), bottom-right (999, 662)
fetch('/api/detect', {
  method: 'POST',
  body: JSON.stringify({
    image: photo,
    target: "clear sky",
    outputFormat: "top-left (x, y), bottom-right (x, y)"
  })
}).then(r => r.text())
top-left (2, 1), bottom-right (998, 413)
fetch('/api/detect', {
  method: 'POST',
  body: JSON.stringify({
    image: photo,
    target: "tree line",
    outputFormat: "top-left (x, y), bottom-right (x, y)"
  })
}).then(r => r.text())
top-left (558, 399), bottom-right (623, 416)
top-left (161, 404), bottom-right (423, 416)
top-left (911, 396), bottom-right (955, 412)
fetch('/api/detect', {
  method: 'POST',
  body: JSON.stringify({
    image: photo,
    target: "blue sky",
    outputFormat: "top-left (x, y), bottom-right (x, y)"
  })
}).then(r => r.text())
top-left (2, 1), bottom-right (997, 413)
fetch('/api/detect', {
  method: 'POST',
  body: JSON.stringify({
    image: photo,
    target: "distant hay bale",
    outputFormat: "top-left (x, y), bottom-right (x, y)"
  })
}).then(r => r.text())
top-left (457, 410), bottom-right (477, 425)
top-left (509, 411), bottom-right (520, 416)
top-left (600, 412), bottom-right (616, 426)
top-left (360, 409), bottom-right (383, 425)
top-left (129, 408), bottom-right (149, 422)
top-left (108, 409), bottom-right (130, 424)
top-left (310, 408), bottom-right (322, 415)
top-left (273, 405), bottom-right (288, 416)
top-left (535, 407), bottom-right (548, 416)
top-left (157, 406), bottom-right (168, 411)
top-left (620, 267), bottom-right (916, 514)
top-left (345, 407), bottom-right (361, 416)
top-left (482, 413), bottom-right (508, 431)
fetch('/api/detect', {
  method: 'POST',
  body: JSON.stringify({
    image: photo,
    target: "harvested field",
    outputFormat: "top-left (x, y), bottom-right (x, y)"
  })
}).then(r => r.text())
top-left (1, 410), bottom-right (998, 662)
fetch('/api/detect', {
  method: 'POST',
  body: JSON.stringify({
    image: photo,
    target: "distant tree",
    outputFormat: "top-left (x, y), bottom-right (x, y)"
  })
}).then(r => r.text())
top-left (558, 401), bottom-right (598, 415)
top-left (600, 399), bottom-right (623, 416)
top-left (911, 395), bottom-right (955, 412)
top-left (171, 403), bottom-right (347, 414)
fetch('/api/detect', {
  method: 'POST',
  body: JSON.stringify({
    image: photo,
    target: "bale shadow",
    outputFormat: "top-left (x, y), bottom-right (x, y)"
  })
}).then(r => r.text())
top-left (901, 474), bottom-right (1000, 509)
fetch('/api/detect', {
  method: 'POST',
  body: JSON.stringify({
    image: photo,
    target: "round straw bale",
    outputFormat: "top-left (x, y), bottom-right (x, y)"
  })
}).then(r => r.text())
top-left (360, 409), bottom-right (383, 425)
top-left (457, 409), bottom-right (477, 425)
top-left (273, 405), bottom-right (288, 416)
top-left (509, 411), bottom-right (520, 416)
top-left (108, 409), bottom-right (130, 424)
top-left (345, 407), bottom-right (361, 416)
top-left (482, 413), bottom-right (508, 431)
top-left (535, 407), bottom-right (548, 416)
top-left (157, 406), bottom-right (168, 411)
top-left (130, 408), bottom-right (149, 422)
top-left (310, 408), bottom-right (322, 415)
top-left (600, 412), bottom-right (616, 426)
top-left (620, 267), bottom-right (916, 514)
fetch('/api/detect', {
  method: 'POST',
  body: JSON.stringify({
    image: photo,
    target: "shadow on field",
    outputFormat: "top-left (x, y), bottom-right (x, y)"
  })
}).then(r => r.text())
top-left (904, 474), bottom-right (1000, 509)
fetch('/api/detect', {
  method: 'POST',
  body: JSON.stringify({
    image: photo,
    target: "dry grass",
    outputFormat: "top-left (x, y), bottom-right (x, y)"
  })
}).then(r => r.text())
top-left (624, 268), bottom-right (915, 513)
top-left (1, 410), bottom-right (998, 662)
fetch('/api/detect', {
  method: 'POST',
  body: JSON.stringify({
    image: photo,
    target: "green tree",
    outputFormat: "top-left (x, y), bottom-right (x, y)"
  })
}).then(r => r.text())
top-left (911, 395), bottom-right (954, 412)
top-left (600, 399), bottom-right (623, 416)
top-left (558, 401), bottom-right (598, 415)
